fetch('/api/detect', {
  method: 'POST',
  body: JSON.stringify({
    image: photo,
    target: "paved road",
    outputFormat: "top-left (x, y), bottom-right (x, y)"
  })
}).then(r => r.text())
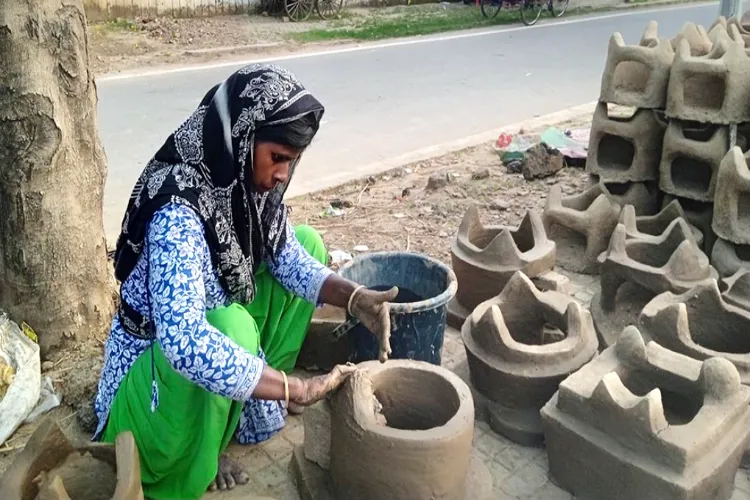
top-left (98, 2), bottom-right (719, 244)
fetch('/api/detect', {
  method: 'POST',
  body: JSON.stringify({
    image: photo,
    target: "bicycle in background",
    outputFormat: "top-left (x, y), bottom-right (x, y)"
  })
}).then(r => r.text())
top-left (480, 0), bottom-right (568, 26)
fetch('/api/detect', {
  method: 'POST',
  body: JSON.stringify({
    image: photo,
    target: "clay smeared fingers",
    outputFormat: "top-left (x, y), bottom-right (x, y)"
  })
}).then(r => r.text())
top-left (327, 364), bottom-right (357, 392)
top-left (208, 481), bottom-right (218, 491)
top-left (378, 307), bottom-right (392, 363)
top-left (377, 286), bottom-right (399, 303)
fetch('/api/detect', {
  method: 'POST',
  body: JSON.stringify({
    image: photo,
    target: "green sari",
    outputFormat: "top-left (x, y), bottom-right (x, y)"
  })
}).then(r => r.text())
top-left (102, 225), bottom-right (327, 499)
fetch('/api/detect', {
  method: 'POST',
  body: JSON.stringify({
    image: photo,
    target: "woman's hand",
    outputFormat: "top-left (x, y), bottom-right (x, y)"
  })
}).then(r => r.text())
top-left (290, 364), bottom-right (358, 407)
top-left (349, 286), bottom-right (399, 362)
top-left (319, 275), bottom-right (399, 363)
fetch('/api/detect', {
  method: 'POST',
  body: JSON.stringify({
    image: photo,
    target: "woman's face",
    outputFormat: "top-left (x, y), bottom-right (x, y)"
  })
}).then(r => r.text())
top-left (252, 141), bottom-right (302, 193)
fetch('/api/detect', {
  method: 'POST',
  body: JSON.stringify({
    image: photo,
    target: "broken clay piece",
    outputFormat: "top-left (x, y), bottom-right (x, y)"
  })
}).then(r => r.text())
top-left (542, 184), bottom-right (621, 274)
top-left (713, 147), bottom-right (750, 245)
top-left (639, 280), bottom-right (750, 385)
top-left (662, 194), bottom-right (716, 253)
top-left (450, 206), bottom-right (556, 316)
top-left (0, 418), bottom-right (144, 500)
top-left (600, 180), bottom-right (660, 216)
top-left (590, 222), bottom-right (717, 348)
top-left (461, 272), bottom-right (598, 446)
top-left (599, 21), bottom-right (674, 109)
top-left (659, 121), bottom-right (742, 203)
top-left (329, 360), bottom-right (488, 500)
top-left (667, 25), bottom-right (750, 124)
top-left (541, 327), bottom-right (750, 500)
top-left (585, 103), bottom-right (665, 183)
top-left (711, 238), bottom-right (750, 277)
top-left (619, 201), bottom-right (703, 247)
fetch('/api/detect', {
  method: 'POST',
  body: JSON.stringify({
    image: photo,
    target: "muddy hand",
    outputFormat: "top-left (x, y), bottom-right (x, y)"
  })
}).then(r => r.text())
top-left (350, 286), bottom-right (399, 362)
top-left (292, 364), bottom-right (357, 407)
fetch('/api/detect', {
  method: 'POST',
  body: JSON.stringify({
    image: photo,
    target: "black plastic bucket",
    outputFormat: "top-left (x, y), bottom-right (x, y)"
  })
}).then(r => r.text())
top-left (338, 252), bottom-right (458, 365)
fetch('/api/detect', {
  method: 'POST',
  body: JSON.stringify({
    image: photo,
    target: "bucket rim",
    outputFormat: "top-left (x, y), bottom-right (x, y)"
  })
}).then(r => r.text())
top-left (338, 251), bottom-right (458, 314)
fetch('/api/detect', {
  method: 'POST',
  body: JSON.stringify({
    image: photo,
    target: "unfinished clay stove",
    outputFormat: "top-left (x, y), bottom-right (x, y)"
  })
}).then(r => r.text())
top-left (712, 238), bottom-right (750, 277)
top-left (659, 121), bottom-right (739, 202)
top-left (449, 206), bottom-right (555, 326)
top-left (590, 222), bottom-right (717, 347)
top-left (599, 21), bottom-right (674, 108)
top-left (461, 272), bottom-right (598, 445)
top-left (667, 25), bottom-right (750, 124)
top-left (713, 147), bottom-right (750, 245)
top-left (542, 184), bottom-right (621, 274)
top-left (0, 419), bottom-right (144, 500)
top-left (720, 269), bottom-right (750, 310)
top-left (639, 280), bottom-right (750, 384)
top-left (541, 327), bottom-right (750, 500)
top-left (619, 200), bottom-right (704, 247)
top-left (600, 180), bottom-right (660, 216)
top-left (585, 103), bottom-right (665, 183)
top-left (291, 360), bottom-right (491, 500)
top-left (662, 194), bottom-right (716, 253)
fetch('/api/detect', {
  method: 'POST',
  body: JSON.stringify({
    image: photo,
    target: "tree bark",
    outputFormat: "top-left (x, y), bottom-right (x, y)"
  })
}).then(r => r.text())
top-left (0, 0), bottom-right (114, 354)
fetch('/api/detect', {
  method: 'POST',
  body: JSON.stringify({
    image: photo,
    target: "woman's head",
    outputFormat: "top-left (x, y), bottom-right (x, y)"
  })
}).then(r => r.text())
top-left (252, 112), bottom-right (321, 193)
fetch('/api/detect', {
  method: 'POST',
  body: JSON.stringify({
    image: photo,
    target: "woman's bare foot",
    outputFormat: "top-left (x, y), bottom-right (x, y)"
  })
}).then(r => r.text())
top-left (208, 454), bottom-right (250, 491)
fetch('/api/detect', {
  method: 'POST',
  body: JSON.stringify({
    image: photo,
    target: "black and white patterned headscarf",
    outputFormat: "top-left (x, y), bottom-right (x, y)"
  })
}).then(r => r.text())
top-left (114, 64), bottom-right (325, 315)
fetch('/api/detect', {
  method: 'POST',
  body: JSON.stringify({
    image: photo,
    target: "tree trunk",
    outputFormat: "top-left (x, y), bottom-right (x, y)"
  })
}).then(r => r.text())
top-left (0, 0), bottom-right (114, 354)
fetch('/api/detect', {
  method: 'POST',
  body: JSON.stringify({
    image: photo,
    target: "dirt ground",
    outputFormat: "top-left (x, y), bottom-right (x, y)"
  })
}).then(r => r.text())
top-left (287, 121), bottom-right (589, 265)
top-left (0, 115), bottom-right (589, 482)
top-left (89, 8), bottom-right (383, 75)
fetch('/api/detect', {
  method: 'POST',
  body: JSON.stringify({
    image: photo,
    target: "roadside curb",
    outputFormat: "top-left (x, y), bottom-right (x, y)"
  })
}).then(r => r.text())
top-left (286, 101), bottom-right (597, 200)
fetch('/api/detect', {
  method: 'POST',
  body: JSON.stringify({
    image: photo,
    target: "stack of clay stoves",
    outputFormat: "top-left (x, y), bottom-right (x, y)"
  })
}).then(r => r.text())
top-left (440, 17), bottom-right (750, 500)
top-left (587, 20), bottom-right (669, 217)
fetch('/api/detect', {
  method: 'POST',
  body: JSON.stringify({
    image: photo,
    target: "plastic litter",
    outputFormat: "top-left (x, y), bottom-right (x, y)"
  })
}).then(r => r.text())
top-left (0, 313), bottom-right (41, 446)
top-left (24, 376), bottom-right (62, 424)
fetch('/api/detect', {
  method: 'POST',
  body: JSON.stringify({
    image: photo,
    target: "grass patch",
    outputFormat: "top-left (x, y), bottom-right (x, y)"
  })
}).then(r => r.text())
top-left (292, 3), bottom-right (596, 42)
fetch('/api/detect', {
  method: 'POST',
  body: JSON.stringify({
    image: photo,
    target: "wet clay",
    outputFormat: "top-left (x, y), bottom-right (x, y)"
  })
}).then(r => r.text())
top-left (34, 452), bottom-right (116, 500)
top-left (541, 327), bottom-right (750, 500)
top-left (329, 360), bottom-right (479, 500)
top-left (461, 272), bottom-right (598, 445)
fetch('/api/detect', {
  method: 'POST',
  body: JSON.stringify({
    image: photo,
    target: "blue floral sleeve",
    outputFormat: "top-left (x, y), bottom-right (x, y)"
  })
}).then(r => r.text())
top-left (266, 223), bottom-right (333, 304)
top-left (147, 204), bottom-right (265, 402)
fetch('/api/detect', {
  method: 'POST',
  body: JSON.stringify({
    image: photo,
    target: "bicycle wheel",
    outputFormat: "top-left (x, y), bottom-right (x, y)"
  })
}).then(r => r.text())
top-left (480, 0), bottom-right (503, 19)
top-left (550, 0), bottom-right (568, 17)
top-left (316, 0), bottom-right (343, 19)
top-left (520, 0), bottom-right (543, 25)
top-left (285, 0), bottom-right (314, 21)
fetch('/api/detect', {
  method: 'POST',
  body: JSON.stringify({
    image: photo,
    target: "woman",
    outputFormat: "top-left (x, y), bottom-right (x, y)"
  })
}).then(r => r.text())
top-left (93, 64), bottom-right (398, 500)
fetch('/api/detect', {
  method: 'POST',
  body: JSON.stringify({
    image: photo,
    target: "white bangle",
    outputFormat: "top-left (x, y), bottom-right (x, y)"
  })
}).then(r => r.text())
top-left (347, 285), bottom-right (366, 316)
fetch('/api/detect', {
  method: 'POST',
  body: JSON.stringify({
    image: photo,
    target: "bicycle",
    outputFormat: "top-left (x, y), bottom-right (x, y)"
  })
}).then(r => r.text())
top-left (282, 0), bottom-right (344, 22)
top-left (480, 0), bottom-right (568, 26)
